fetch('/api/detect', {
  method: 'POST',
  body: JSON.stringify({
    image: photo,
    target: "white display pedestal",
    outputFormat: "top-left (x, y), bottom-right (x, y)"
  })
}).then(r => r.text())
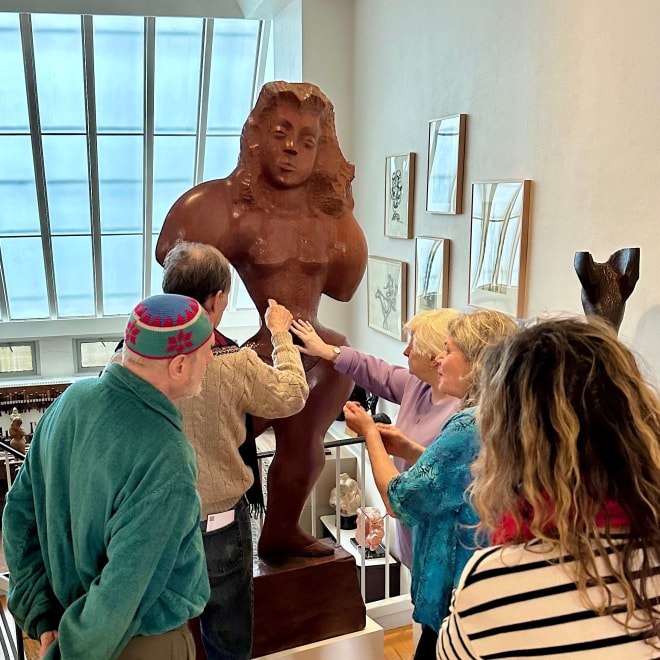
top-left (254, 616), bottom-right (383, 660)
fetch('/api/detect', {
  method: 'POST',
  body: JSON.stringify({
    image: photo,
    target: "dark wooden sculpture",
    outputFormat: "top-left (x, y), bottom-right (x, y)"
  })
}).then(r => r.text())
top-left (574, 247), bottom-right (640, 332)
top-left (156, 81), bottom-right (368, 558)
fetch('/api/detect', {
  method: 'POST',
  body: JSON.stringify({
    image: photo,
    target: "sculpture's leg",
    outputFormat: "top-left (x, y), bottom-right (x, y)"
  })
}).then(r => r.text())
top-left (257, 361), bottom-right (353, 557)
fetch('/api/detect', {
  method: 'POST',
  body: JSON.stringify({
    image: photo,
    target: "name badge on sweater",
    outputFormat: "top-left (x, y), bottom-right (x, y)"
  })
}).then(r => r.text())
top-left (206, 510), bottom-right (234, 532)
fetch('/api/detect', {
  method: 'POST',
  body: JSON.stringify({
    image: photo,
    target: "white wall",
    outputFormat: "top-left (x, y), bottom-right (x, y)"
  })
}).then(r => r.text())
top-left (322, 0), bottom-right (660, 398)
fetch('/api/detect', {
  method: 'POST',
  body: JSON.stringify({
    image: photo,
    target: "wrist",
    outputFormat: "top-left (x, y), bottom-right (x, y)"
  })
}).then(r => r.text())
top-left (329, 345), bottom-right (341, 363)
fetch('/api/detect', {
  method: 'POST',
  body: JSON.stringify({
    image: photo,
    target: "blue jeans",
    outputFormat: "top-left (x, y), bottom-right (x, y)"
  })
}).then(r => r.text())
top-left (199, 497), bottom-right (253, 660)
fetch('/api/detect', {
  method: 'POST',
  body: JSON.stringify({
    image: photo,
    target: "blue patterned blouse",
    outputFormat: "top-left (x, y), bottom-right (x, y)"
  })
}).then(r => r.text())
top-left (387, 407), bottom-right (480, 632)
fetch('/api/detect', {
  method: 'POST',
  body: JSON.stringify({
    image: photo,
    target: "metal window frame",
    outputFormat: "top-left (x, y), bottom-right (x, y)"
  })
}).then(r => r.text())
top-left (0, 341), bottom-right (40, 378)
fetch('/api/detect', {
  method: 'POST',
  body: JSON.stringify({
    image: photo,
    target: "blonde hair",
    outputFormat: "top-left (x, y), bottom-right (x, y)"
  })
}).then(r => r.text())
top-left (404, 308), bottom-right (460, 357)
top-left (447, 309), bottom-right (518, 407)
top-left (472, 316), bottom-right (660, 638)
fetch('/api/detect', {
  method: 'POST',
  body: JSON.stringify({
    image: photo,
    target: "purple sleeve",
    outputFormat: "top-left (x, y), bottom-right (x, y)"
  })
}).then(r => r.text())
top-left (334, 346), bottom-right (412, 404)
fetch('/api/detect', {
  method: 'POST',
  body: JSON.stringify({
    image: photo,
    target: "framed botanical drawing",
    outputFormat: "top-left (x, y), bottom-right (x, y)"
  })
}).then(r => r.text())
top-left (468, 180), bottom-right (532, 318)
top-left (384, 152), bottom-right (415, 238)
top-left (367, 256), bottom-right (407, 340)
top-left (426, 114), bottom-right (466, 214)
top-left (415, 237), bottom-right (449, 314)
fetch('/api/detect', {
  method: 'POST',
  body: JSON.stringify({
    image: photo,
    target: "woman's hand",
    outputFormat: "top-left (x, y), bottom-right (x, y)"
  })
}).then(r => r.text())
top-left (376, 424), bottom-right (411, 458)
top-left (343, 401), bottom-right (377, 437)
top-left (264, 298), bottom-right (293, 334)
top-left (291, 319), bottom-right (336, 360)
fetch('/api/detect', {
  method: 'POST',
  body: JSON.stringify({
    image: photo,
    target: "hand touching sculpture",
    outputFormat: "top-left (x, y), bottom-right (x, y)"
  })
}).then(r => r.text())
top-left (156, 82), bottom-right (367, 557)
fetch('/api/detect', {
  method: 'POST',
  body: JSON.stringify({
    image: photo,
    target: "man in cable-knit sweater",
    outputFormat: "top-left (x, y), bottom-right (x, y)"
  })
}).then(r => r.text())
top-left (161, 241), bottom-right (308, 660)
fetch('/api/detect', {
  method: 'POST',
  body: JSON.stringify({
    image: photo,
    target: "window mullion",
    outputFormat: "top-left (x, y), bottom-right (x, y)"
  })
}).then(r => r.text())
top-left (82, 15), bottom-right (103, 318)
top-left (142, 16), bottom-right (156, 298)
top-left (252, 20), bottom-right (269, 107)
top-left (0, 251), bottom-right (10, 320)
top-left (20, 13), bottom-right (57, 319)
top-left (194, 17), bottom-right (214, 186)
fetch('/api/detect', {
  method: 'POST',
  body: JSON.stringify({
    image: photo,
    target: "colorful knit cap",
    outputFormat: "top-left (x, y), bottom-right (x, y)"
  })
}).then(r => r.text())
top-left (124, 294), bottom-right (213, 359)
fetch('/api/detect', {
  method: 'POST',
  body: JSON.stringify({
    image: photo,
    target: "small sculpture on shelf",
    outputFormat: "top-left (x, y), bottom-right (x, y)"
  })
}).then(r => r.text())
top-left (8, 407), bottom-right (27, 453)
top-left (329, 473), bottom-right (361, 529)
top-left (355, 506), bottom-right (386, 553)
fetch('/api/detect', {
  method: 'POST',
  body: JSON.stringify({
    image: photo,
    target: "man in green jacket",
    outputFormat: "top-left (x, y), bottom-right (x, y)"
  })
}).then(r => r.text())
top-left (2, 293), bottom-right (214, 660)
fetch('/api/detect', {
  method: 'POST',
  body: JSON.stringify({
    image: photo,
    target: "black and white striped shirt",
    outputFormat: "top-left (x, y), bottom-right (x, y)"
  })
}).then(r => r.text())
top-left (438, 538), bottom-right (660, 659)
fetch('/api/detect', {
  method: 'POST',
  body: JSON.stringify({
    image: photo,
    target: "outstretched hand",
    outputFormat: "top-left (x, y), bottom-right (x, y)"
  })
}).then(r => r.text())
top-left (291, 319), bottom-right (335, 360)
top-left (343, 401), bottom-right (378, 438)
top-left (264, 298), bottom-right (294, 334)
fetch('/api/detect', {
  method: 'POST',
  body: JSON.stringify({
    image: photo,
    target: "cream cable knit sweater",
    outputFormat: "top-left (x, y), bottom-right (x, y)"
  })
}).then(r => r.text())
top-left (179, 331), bottom-right (309, 518)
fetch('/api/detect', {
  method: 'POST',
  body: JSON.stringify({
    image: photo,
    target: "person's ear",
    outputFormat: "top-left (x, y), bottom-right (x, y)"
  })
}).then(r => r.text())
top-left (167, 354), bottom-right (187, 381)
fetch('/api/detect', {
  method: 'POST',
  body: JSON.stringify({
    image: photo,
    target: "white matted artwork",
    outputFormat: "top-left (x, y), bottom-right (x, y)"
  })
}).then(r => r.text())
top-left (415, 237), bottom-right (449, 314)
top-left (384, 152), bottom-right (415, 238)
top-left (468, 180), bottom-right (532, 318)
top-left (367, 256), bottom-right (407, 340)
top-left (426, 114), bottom-right (466, 214)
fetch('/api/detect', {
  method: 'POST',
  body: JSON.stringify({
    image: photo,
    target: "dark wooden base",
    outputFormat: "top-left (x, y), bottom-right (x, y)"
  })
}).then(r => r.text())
top-left (252, 540), bottom-right (366, 657)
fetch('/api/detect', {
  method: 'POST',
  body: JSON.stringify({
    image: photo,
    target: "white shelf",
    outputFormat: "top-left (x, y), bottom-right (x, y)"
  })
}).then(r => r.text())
top-left (320, 515), bottom-right (397, 568)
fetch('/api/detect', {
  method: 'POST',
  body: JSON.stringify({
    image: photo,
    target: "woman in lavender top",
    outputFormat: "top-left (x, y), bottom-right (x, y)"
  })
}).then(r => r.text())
top-left (291, 309), bottom-right (460, 568)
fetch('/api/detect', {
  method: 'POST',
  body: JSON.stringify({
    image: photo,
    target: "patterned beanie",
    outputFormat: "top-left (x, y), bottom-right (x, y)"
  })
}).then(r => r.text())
top-left (124, 294), bottom-right (213, 359)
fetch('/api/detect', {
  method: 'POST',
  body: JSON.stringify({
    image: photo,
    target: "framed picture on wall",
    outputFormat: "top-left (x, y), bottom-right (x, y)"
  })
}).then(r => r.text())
top-left (468, 180), bottom-right (532, 318)
top-left (414, 237), bottom-right (449, 314)
top-left (367, 256), bottom-right (407, 340)
top-left (384, 152), bottom-right (415, 238)
top-left (426, 114), bottom-right (466, 214)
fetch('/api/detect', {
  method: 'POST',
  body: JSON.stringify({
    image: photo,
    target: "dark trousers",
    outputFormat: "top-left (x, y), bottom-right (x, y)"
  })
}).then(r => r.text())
top-left (413, 624), bottom-right (439, 660)
top-left (199, 496), bottom-right (253, 660)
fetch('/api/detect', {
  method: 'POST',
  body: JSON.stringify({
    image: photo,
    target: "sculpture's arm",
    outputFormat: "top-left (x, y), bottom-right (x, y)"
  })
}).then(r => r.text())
top-left (324, 213), bottom-right (368, 302)
top-left (610, 247), bottom-right (640, 296)
top-left (156, 180), bottom-right (234, 265)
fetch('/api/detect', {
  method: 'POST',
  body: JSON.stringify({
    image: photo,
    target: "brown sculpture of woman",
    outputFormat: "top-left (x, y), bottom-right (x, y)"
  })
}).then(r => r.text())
top-left (156, 82), bottom-right (368, 557)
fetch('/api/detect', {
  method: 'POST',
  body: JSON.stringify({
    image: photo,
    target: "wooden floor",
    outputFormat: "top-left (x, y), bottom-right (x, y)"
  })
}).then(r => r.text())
top-left (384, 625), bottom-right (415, 659)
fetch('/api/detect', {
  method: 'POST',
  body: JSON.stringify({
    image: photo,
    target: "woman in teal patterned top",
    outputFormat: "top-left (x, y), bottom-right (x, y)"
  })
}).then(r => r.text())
top-left (344, 309), bottom-right (517, 660)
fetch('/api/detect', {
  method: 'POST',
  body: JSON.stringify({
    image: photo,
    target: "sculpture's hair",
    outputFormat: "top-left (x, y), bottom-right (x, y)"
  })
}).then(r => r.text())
top-left (447, 309), bottom-right (518, 407)
top-left (162, 241), bottom-right (232, 306)
top-left (231, 81), bottom-right (355, 218)
top-left (471, 316), bottom-right (660, 638)
top-left (404, 308), bottom-right (460, 358)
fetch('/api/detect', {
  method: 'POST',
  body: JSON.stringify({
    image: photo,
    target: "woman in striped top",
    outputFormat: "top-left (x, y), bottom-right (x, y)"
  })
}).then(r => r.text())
top-left (438, 317), bottom-right (660, 659)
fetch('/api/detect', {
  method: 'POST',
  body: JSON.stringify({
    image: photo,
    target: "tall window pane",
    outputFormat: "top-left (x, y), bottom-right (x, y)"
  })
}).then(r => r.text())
top-left (0, 237), bottom-right (49, 319)
top-left (153, 136), bottom-right (196, 232)
top-left (0, 13), bottom-right (30, 132)
top-left (98, 135), bottom-right (143, 233)
top-left (207, 20), bottom-right (259, 133)
top-left (102, 234), bottom-right (142, 315)
top-left (204, 136), bottom-right (240, 180)
top-left (0, 136), bottom-right (40, 235)
top-left (42, 135), bottom-right (91, 234)
top-left (154, 18), bottom-right (202, 133)
top-left (94, 16), bottom-right (144, 133)
top-left (52, 235), bottom-right (94, 316)
top-left (32, 14), bottom-right (86, 132)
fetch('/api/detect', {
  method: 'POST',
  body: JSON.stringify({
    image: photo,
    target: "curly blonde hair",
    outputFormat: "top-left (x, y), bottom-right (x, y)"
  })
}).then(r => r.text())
top-left (404, 308), bottom-right (460, 358)
top-left (446, 309), bottom-right (518, 407)
top-left (472, 316), bottom-right (660, 638)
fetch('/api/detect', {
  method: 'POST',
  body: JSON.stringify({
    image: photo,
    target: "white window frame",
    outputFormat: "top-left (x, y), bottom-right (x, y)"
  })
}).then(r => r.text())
top-left (0, 340), bottom-right (40, 378)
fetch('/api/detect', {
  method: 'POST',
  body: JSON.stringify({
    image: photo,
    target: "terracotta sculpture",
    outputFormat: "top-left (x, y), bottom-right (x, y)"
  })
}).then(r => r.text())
top-left (8, 407), bottom-right (27, 453)
top-left (574, 247), bottom-right (640, 332)
top-left (156, 81), bottom-right (368, 557)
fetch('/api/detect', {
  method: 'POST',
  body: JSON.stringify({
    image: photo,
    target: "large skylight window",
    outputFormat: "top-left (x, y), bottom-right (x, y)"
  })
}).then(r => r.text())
top-left (0, 11), bottom-right (268, 322)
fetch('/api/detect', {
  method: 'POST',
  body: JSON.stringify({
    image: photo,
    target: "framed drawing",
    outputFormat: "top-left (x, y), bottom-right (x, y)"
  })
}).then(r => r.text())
top-left (415, 237), bottom-right (449, 314)
top-left (468, 180), bottom-right (532, 318)
top-left (384, 152), bottom-right (415, 238)
top-left (367, 256), bottom-right (407, 340)
top-left (426, 113), bottom-right (466, 214)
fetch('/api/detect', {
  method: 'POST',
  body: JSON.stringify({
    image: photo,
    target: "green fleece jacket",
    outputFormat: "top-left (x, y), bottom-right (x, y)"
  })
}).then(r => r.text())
top-left (2, 363), bottom-right (210, 660)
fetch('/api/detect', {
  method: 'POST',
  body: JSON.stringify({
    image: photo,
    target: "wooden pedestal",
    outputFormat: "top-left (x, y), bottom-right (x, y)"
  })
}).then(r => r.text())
top-left (252, 540), bottom-right (366, 657)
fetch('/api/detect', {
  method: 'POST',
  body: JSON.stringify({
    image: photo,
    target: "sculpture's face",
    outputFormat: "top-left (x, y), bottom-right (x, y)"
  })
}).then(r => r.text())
top-left (259, 101), bottom-right (320, 188)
